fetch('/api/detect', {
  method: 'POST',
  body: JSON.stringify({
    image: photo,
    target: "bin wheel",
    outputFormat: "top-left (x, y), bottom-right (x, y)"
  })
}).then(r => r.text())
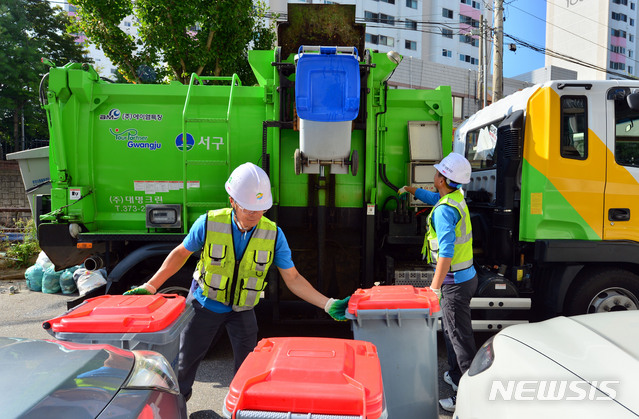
top-left (350, 149), bottom-right (359, 177)
top-left (294, 148), bottom-right (303, 175)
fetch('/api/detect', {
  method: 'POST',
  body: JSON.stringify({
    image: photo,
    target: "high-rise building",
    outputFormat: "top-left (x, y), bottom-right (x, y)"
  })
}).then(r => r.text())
top-left (268, 0), bottom-right (491, 70)
top-left (546, 0), bottom-right (639, 79)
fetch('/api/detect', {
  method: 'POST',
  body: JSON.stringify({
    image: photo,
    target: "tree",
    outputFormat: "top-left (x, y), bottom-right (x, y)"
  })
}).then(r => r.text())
top-left (68, 0), bottom-right (277, 85)
top-left (0, 0), bottom-right (88, 154)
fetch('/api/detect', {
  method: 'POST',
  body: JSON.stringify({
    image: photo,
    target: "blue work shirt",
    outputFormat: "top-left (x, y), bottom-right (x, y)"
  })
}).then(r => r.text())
top-left (183, 211), bottom-right (294, 312)
top-left (414, 188), bottom-right (476, 285)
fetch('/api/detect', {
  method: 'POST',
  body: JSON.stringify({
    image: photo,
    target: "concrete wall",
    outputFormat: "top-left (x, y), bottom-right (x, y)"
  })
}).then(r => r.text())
top-left (0, 161), bottom-right (31, 227)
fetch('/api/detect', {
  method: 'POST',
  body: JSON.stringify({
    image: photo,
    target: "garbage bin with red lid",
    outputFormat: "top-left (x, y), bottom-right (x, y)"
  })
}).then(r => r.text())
top-left (346, 285), bottom-right (441, 419)
top-left (223, 337), bottom-right (387, 419)
top-left (42, 294), bottom-right (194, 372)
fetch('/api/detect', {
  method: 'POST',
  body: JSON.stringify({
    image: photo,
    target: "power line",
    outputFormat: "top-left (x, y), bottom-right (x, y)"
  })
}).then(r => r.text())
top-left (506, 1), bottom-right (639, 69)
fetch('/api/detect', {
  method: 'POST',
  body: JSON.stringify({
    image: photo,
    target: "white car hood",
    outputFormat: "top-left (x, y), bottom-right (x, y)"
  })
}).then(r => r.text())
top-left (500, 312), bottom-right (639, 414)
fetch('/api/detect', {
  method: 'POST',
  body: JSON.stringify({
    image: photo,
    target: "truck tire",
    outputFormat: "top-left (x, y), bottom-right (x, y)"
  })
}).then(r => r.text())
top-left (564, 269), bottom-right (639, 315)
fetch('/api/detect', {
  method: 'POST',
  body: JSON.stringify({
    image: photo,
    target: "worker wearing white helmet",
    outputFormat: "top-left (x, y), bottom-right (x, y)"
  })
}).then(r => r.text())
top-left (399, 152), bottom-right (477, 413)
top-left (125, 162), bottom-right (350, 401)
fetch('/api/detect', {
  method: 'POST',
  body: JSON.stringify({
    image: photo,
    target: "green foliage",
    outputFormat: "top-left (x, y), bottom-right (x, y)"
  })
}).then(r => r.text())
top-left (0, 0), bottom-right (89, 152)
top-left (68, 0), bottom-right (277, 85)
top-left (4, 219), bottom-right (41, 268)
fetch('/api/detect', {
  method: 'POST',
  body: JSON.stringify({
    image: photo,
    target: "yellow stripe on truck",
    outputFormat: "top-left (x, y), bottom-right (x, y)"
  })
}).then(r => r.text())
top-left (524, 86), bottom-right (606, 239)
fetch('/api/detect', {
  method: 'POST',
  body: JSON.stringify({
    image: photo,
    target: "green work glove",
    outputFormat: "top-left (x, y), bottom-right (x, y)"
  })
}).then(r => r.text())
top-left (124, 283), bottom-right (156, 295)
top-left (325, 296), bottom-right (351, 321)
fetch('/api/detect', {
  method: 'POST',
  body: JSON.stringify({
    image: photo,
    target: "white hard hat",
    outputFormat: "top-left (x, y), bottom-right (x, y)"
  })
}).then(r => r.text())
top-left (434, 152), bottom-right (471, 185)
top-left (225, 163), bottom-right (273, 211)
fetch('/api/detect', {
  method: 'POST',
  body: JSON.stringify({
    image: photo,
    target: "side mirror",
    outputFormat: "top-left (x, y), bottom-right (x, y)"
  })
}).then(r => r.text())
top-left (627, 92), bottom-right (639, 110)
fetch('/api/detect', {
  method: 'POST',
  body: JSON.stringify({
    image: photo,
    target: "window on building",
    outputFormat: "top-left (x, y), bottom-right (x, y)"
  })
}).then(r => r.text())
top-left (560, 96), bottom-right (588, 160)
top-left (632, 18), bottom-right (635, 26)
top-left (613, 0), bottom-right (628, 4)
top-left (612, 12), bottom-right (628, 22)
top-left (443, 8), bottom-right (453, 19)
top-left (460, 15), bottom-right (480, 28)
top-left (612, 45), bottom-right (627, 54)
top-left (453, 96), bottom-right (464, 119)
top-left (365, 12), bottom-right (394, 25)
top-left (612, 29), bottom-right (627, 38)
top-left (460, 34), bottom-right (479, 47)
top-left (383, 14), bottom-right (395, 25)
top-left (631, 34), bottom-right (635, 42)
top-left (405, 40), bottom-right (417, 50)
top-left (630, 66), bottom-right (634, 73)
top-left (406, 0), bottom-right (417, 8)
top-left (459, 54), bottom-right (478, 64)
top-left (443, 49), bottom-right (452, 57)
top-left (632, 2), bottom-right (636, 10)
top-left (124, 21), bottom-right (131, 27)
top-left (442, 28), bottom-right (453, 38)
top-left (406, 19), bottom-right (417, 30)
top-left (366, 33), bottom-right (379, 44)
top-left (379, 35), bottom-right (394, 47)
top-left (610, 61), bottom-right (627, 70)
top-left (380, 0), bottom-right (395, 4)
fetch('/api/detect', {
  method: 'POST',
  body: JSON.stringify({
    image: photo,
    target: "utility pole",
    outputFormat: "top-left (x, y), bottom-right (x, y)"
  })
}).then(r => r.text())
top-left (483, 16), bottom-right (488, 107)
top-left (478, 18), bottom-right (484, 107)
top-left (492, 0), bottom-right (504, 102)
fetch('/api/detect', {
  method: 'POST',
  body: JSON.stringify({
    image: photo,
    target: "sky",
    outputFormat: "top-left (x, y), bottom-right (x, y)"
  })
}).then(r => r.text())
top-left (502, 1), bottom-right (547, 78)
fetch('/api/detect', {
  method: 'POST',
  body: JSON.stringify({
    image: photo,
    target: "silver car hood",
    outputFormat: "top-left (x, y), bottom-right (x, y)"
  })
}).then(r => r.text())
top-left (0, 337), bottom-right (134, 418)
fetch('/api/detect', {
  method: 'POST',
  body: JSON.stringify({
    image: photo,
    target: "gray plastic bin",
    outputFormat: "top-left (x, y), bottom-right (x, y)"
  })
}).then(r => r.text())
top-left (346, 285), bottom-right (442, 419)
top-left (43, 294), bottom-right (194, 372)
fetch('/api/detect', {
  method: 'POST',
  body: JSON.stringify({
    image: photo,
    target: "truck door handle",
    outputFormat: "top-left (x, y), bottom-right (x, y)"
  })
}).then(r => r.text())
top-left (609, 208), bottom-right (630, 221)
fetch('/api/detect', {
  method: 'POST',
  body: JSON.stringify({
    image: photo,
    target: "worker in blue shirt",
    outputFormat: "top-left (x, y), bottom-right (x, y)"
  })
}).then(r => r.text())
top-left (399, 152), bottom-right (477, 413)
top-left (126, 162), bottom-right (350, 401)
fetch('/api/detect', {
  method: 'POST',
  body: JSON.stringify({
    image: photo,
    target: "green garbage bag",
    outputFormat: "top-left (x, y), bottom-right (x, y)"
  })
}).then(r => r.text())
top-left (42, 266), bottom-right (62, 294)
top-left (59, 266), bottom-right (80, 294)
top-left (25, 264), bottom-right (44, 292)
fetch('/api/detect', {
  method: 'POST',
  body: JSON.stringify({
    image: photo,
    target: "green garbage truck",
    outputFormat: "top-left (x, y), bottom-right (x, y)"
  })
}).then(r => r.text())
top-left (37, 5), bottom-right (459, 320)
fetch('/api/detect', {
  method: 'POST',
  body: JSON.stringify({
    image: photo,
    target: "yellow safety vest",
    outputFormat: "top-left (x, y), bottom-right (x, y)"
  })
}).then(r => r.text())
top-left (422, 189), bottom-right (473, 272)
top-left (195, 208), bottom-right (277, 311)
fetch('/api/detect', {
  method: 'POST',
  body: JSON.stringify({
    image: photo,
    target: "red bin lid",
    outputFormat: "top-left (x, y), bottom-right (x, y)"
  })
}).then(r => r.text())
top-left (43, 295), bottom-right (186, 334)
top-left (347, 285), bottom-right (440, 315)
top-left (225, 337), bottom-right (385, 418)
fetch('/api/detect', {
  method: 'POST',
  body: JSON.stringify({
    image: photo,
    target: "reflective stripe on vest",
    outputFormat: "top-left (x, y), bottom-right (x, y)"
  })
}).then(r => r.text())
top-left (195, 208), bottom-right (277, 311)
top-left (422, 189), bottom-right (473, 272)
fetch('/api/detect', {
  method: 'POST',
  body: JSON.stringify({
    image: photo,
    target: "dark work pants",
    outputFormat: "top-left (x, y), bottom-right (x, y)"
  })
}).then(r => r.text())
top-left (177, 295), bottom-right (258, 399)
top-left (441, 275), bottom-right (478, 386)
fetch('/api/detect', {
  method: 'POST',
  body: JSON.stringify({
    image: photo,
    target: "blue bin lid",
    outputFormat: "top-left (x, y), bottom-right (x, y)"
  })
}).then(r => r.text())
top-left (295, 46), bottom-right (360, 122)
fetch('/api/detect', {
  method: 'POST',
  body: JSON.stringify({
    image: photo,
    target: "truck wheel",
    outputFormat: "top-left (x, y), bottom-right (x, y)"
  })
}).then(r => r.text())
top-left (565, 269), bottom-right (639, 315)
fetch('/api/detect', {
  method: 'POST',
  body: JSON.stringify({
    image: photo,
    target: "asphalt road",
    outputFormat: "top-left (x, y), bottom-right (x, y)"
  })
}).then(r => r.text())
top-left (0, 278), bottom-right (487, 419)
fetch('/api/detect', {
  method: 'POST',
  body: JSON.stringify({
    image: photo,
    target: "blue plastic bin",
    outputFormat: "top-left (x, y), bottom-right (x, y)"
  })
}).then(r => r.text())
top-left (295, 46), bottom-right (360, 122)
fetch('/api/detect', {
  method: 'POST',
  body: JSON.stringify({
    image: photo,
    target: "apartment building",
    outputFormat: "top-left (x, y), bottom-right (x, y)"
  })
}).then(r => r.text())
top-left (546, 0), bottom-right (639, 79)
